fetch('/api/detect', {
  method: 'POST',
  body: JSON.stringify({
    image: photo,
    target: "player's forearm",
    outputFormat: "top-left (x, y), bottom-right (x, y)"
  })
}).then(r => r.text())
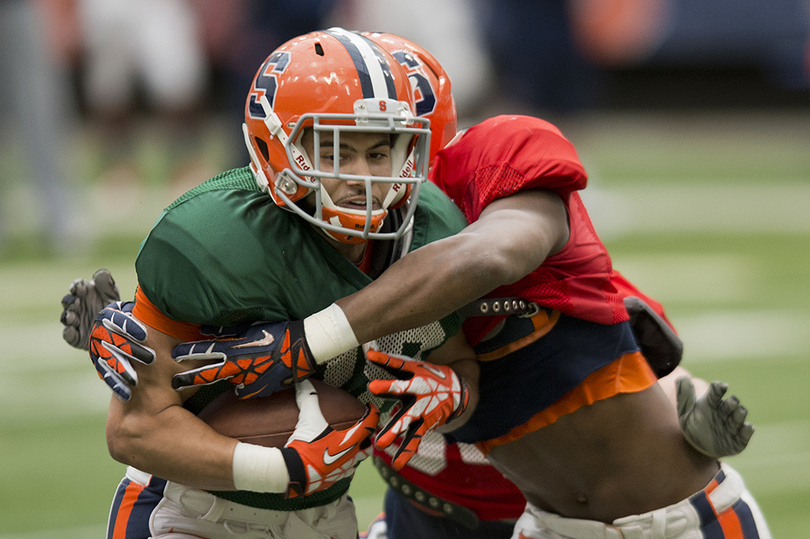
top-left (338, 233), bottom-right (501, 342)
top-left (103, 320), bottom-right (239, 491)
top-left (337, 191), bottom-right (567, 344)
top-left (106, 399), bottom-right (239, 490)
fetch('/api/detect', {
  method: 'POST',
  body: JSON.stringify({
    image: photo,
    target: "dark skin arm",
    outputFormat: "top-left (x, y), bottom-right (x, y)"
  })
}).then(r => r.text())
top-left (338, 189), bottom-right (570, 343)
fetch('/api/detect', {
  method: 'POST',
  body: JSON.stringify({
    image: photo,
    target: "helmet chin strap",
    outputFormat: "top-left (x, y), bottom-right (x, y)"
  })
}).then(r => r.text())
top-left (383, 147), bottom-right (417, 208)
top-left (319, 185), bottom-right (388, 235)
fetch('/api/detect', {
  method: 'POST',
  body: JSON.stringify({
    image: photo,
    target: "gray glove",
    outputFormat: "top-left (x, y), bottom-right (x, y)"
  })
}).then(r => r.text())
top-left (60, 269), bottom-right (121, 350)
top-left (676, 376), bottom-right (755, 459)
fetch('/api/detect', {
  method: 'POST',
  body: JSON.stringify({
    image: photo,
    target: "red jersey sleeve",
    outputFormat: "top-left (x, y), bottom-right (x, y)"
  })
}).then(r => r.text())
top-left (429, 115), bottom-right (588, 222)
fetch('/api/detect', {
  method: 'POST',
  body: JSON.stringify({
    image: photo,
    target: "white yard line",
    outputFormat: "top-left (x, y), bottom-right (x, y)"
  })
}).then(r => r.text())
top-left (611, 252), bottom-right (755, 304)
top-left (673, 310), bottom-right (810, 362)
top-left (581, 182), bottom-right (810, 237)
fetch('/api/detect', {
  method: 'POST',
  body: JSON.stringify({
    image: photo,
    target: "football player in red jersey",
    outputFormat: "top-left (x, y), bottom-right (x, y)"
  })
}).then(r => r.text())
top-left (357, 34), bottom-right (731, 538)
top-left (349, 114), bottom-right (770, 539)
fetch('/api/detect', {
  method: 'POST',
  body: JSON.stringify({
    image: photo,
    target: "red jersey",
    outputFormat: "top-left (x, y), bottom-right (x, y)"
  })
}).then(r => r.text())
top-left (385, 116), bottom-right (674, 523)
top-left (430, 115), bottom-right (629, 345)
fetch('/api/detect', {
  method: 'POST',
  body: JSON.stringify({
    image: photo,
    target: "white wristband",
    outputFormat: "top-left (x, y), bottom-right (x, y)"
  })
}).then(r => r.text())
top-left (303, 303), bottom-right (359, 364)
top-left (232, 442), bottom-right (289, 493)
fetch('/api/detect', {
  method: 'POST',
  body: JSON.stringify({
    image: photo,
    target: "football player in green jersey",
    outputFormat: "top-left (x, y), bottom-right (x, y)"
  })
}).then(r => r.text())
top-left (61, 28), bottom-right (478, 539)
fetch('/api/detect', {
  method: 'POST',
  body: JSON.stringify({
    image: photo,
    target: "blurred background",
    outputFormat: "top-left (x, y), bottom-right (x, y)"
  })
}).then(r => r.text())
top-left (0, 0), bottom-right (808, 536)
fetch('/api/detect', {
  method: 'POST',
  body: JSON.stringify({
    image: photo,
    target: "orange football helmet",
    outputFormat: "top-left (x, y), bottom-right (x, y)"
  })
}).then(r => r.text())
top-left (243, 28), bottom-right (431, 244)
top-left (363, 32), bottom-right (457, 165)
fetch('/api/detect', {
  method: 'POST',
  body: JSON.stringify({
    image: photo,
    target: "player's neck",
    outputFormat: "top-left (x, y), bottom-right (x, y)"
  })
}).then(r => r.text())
top-left (320, 231), bottom-right (368, 265)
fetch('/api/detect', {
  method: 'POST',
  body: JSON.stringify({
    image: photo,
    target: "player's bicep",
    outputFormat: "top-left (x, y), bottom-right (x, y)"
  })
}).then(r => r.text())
top-left (462, 189), bottom-right (570, 283)
top-left (480, 189), bottom-right (569, 251)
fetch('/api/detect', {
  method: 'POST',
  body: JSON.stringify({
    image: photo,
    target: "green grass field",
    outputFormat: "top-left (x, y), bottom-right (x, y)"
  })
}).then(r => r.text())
top-left (0, 110), bottom-right (808, 537)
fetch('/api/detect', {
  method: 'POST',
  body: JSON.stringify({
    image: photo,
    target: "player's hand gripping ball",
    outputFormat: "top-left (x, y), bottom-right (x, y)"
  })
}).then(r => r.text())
top-left (199, 379), bottom-right (377, 497)
top-left (172, 320), bottom-right (316, 399)
top-left (280, 379), bottom-right (379, 497)
top-left (366, 347), bottom-right (470, 470)
top-left (198, 379), bottom-right (369, 448)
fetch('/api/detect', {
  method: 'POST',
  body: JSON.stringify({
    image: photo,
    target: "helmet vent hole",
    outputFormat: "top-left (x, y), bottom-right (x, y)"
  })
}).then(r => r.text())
top-left (254, 137), bottom-right (269, 161)
top-left (314, 43), bottom-right (324, 56)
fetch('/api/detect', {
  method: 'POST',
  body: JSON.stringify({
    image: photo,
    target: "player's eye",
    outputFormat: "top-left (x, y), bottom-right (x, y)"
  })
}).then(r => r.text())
top-left (368, 149), bottom-right (390, 161)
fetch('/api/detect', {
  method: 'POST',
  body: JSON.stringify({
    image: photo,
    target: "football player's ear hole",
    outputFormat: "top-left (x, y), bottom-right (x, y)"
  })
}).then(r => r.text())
top-left (255, 137), bottom-right (269, 161)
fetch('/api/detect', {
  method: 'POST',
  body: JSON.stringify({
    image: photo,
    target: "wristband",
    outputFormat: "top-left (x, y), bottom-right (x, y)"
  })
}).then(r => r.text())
top-left (232, 442), bottom-right (289, 493)
top-left (303, 304), bottom-right (360, 364)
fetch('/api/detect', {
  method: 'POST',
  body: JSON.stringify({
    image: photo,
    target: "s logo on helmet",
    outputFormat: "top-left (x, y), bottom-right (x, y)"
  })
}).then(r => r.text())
top-left (390, 50), bottom-right (436, 117)
top-left (248, 51), bottom-right (291, 119)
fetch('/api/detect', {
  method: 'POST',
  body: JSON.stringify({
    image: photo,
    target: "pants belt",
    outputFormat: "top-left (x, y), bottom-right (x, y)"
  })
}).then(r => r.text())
top-left (163, 481), bottom-right (289, 527)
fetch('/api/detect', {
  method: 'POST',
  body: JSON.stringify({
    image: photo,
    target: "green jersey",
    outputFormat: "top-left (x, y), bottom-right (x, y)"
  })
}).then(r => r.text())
top-left (134, 167), bottom-right (468, 510)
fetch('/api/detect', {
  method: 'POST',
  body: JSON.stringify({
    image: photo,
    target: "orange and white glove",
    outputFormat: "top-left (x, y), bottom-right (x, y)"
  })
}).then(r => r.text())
top-left (281, 380), bottom-right (380, 497)
top-left (366, 348), bottom-right (470, 470)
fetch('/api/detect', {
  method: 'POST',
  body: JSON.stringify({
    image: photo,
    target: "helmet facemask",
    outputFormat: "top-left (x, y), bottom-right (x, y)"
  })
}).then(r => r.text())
top-left (274, 102), bottom-right (430, 244)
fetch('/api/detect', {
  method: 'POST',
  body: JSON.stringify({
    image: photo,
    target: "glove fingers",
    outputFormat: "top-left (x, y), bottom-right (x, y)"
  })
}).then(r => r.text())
top-left (92, 269), bottom-right (121, 303)
top-left (704, 381), bottom-right (728, 409)
top-left (717, 394), bottom-right (741, 421)
top-left (368, 379), bottom-right (410, 398)
top-left (100, 330), bottom-right (155, 366)
top-left (103, 309), bottom-right (148, 343)
top-left (62, 310), bottom-right (78, 326)
top-left (391, 419), bottom-right (426, 470)
top-left (374, 397), bottom-right (415, 449)
top-left (62, 325), bottom-right (83, 350)
top-left (61, 293), bottom-right (78, 311)
top-left (344, 405), bottom-right (381, 447)
top-left (68, 278), bottom-right (88, 297)
top-left (376, 411), bottom-right (414, 450)
top-left (729, 402), bottom-right (748, 428)
top-left (171, 360), bottom-right (229, 390)
top-left (738, 423), bottom-right (755, 447)
top-left (95, 357), bottom-right (134, 401)
top-left (675, 376), bottom-right (696, 420)
top-left (365, 350), bottom-right (413, 379)
top-left (100, 341), bottom-right (139, 386)
top-left (125, 341), bottom-right (156, 365)
top-left (172, 340), bottom-right (222, 360)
